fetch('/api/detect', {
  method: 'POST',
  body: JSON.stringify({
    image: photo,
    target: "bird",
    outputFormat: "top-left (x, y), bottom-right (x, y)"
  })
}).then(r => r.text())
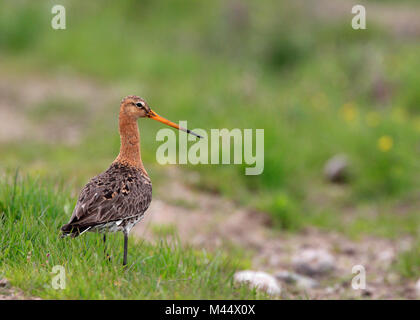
top-left (60, 95), bottom-right (202, 266)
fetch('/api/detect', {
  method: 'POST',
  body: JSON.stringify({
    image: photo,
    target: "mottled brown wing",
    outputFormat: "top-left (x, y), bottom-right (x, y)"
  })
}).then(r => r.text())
top-left (61, 163), bottom-right (152, 236)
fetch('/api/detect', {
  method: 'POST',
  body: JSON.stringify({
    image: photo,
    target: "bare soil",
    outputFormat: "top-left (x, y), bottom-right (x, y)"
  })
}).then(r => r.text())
top-left (133, 168), bottom-right (417, 299)
top-left (0, 279), bottom-right (40, 300)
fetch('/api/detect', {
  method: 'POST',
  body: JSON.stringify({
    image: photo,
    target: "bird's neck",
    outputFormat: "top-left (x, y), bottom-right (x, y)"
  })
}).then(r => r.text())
top-left (114, 114), bottom-right (147, 175)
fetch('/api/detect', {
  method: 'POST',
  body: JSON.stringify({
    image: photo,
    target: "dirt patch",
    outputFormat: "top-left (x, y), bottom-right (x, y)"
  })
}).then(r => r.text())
top-left (0, 278), bottom-right (40, 300)
top-left (134, 168), bottom-right (417, 299)
top-left (0, 72), bottom-right (122, 144)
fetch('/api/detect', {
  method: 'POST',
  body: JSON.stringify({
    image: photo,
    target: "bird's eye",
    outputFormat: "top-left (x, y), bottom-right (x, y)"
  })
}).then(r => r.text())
top-left (135, 102), bottom-right (144, 108)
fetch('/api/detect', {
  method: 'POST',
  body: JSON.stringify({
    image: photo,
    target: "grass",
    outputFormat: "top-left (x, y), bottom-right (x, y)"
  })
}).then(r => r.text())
top-left (0, 173), bottom-right (261, 299)
top-left (394, 241), bottom-right (420, 279)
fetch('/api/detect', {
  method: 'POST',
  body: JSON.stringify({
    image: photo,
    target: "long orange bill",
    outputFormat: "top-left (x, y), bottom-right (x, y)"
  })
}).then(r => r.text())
top-left (148, 110), bottom-right (203, 139)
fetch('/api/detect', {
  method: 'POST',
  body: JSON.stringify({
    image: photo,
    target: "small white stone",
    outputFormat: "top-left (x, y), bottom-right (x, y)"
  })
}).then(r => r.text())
top-left (415, 279), bottom-right (420, 298)
top-left (234, 270), bottom-right (281, 296)
top-left (0, 278), bottom-right (10, 288)
top-left (325, 286), bottom-right (335, 294)
top-left (324, 154), bottom-right (349, 183)
top-left (292, 249), bottom-right (336, 276)
top-left (377, 249), bottom-right (394, 264)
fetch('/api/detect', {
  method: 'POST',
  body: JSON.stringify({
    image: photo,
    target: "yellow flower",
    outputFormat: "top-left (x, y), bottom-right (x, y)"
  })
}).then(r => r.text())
top-left (378, 135), bottom-right (393, 152)
top-left (366, 112), bottom-right (380, 127)
top-left (341, 102), bottom-right (358, 122)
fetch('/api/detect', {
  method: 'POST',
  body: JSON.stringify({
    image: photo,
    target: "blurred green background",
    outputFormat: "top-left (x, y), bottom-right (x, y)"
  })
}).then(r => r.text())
top-left (0, 0), bottom-right (419, 237)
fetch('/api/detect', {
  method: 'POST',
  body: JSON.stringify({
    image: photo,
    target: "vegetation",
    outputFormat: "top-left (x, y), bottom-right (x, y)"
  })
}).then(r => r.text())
top-left (0, 173), bottom-right (260, 299)
top-left (0, 0), bottom-right (419, 298)
top-left (1, 0), bottom-right (419, 230)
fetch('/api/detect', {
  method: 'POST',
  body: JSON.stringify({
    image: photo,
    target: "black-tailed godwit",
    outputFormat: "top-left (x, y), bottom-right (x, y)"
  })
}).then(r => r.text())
top-left (61, 95), bottom-right (201, 266)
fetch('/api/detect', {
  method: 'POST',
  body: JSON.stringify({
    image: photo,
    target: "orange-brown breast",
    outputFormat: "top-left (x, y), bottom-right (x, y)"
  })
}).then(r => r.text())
top-left (114, 107), bottom-right (148, 175)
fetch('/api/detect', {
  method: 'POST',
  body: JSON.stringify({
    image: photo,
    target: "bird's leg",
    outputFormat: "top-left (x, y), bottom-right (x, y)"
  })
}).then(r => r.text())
top-left (123, 231), bottom-right (128, 267)
top-left (103, 234), bottom-right (111, 262)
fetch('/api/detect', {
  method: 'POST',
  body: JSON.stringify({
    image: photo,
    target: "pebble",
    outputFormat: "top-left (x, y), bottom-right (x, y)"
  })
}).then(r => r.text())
top-left (377, 249), bottom-right (394, 265)
top-left (292, 248), bottom-right (336, 276)
top-left (0, 278), bottom-right (10, 288)
top-left (324, 154), bottom-right (349, 183)
top-left (415, 279), bottom-right (420, 298)
top-left (234, 270), bottom-right (281, 296)
top-left (275, 270), bottom-right (319, 290)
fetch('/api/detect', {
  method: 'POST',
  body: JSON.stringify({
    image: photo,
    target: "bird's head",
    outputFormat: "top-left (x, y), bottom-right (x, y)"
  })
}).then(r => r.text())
top-left (120, 95), bottom-right (202, 138)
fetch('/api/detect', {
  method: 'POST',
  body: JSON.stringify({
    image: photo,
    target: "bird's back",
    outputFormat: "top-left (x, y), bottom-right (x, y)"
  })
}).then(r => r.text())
top-left (61, 162), bottom-right (152, 237)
